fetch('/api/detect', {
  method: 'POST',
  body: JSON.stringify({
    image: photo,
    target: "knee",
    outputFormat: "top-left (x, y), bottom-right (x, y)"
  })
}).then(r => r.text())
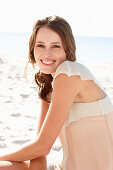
top-left (29, 156), bottom-right (47, 170)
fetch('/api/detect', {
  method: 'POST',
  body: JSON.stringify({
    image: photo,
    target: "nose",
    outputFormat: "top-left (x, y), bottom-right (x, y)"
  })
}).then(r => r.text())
top-left (43, 48), bottom-right (52, 57)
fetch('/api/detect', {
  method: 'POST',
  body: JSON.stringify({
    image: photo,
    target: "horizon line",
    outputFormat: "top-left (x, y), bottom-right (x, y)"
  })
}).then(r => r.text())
top-left (0, 31), bottom-right (113, 39)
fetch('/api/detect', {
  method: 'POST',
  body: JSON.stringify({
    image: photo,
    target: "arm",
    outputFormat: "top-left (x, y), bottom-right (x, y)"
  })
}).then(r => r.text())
top-left (0, 74), bottom-right (82, 162)
top-left (29, 99), bottom-right (50, 166)
top-left (36, 99), bottom-right (50, 136)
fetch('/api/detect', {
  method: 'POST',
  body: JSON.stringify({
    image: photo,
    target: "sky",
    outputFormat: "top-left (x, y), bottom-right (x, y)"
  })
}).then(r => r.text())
top-left (0, 0), bottom-right (113, 37)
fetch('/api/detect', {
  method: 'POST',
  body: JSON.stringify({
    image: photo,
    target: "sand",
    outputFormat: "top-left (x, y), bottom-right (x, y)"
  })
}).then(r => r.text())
top-left (0, 55), bottom-right (113, 165)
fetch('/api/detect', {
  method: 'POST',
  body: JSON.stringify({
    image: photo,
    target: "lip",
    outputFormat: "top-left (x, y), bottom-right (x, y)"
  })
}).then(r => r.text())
top-left (40, 59), bottom-right (56, 66)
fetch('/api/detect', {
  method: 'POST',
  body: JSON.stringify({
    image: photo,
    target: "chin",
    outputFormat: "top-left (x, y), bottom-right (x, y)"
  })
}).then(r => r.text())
top-left (41, 68), bottom-right (56, 75)
top-left (41, 70), bottom-right (52, 75)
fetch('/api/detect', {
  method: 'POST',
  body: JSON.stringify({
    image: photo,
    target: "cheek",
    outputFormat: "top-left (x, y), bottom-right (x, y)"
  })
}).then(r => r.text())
top-left (57, 49), bottom-right (66, 58)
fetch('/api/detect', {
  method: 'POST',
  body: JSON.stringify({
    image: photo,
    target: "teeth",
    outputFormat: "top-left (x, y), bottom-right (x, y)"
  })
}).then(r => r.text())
top-left (41, 60), bottom-right (55, 64)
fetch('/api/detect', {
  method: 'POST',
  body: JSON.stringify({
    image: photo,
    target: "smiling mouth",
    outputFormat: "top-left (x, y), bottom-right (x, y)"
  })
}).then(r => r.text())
top-left (40, 59), bottom-right (56, 65)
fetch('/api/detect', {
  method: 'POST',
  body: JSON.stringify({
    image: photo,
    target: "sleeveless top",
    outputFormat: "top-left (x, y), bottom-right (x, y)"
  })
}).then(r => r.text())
top-left (48, 61), bottom-right (113, 170)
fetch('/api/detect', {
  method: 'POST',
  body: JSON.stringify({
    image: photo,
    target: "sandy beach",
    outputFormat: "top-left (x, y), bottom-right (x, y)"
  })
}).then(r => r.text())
top-left (0, 54), bottom-right (113, 165)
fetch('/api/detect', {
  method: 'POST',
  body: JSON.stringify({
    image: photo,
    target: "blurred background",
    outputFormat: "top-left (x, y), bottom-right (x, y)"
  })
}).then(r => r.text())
top-left (0, 0), bottom-right (113, 164)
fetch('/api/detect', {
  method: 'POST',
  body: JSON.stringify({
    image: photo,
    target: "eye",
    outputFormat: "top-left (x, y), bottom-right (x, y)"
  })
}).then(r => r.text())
top-left (36, 44), bottom-right (45, 48)
top-left (52, 45), bottom-right (61, 48)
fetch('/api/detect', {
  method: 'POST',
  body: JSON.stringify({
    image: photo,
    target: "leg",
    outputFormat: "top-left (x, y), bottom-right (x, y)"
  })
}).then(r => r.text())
top-left (29, 156), bottom-right (47, 170)
top-left (0, 157), bottom-right (47, 170)
top-left (0, 161), bottom-right (29, 170)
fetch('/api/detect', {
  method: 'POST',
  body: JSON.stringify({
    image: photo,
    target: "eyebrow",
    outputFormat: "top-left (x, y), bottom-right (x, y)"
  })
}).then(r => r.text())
top-left (36, 41), bottom-right (62, 45)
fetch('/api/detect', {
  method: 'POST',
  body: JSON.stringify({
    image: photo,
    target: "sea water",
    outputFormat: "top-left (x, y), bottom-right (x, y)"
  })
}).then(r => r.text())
top-left (75, 36), bottom-right (113, 62)
top-left (0, 32), bottom-right (113, 64)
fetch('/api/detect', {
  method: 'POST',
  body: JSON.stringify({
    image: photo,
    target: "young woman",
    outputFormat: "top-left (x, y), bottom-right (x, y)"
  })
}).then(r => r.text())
top-left (0, 16), bottom-right (113, 170)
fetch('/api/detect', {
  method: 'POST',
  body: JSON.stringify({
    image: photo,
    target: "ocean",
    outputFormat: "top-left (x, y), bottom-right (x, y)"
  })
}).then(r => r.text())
top-left (0, 32), bottom-right (113, 64)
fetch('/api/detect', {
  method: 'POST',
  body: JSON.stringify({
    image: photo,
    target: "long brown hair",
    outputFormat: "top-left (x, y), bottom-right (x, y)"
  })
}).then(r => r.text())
top-left (25, 16), bottom-right (76, 102)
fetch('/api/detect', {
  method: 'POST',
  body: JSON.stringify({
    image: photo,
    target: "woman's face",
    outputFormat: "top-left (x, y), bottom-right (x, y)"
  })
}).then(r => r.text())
top-left (34, 26), bottom-right (66, 77)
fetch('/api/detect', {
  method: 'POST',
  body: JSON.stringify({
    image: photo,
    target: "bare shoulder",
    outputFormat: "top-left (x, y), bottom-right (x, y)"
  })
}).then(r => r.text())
top-left (52, 73), bottom-right (84, 105)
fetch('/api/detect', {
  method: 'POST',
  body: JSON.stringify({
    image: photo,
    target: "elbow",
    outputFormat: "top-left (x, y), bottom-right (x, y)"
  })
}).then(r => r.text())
top-left (34, 138), bottom-right (52, 157)
top-left (35, 143), bottom-right (51, 157)
top-left (44, 148), bottom-right (50, 156)
top-left (43, 145), bottom-right (51, 156)
top-left (42, 145), bottom-right (52, 156)
top-left (36, 147), bottom-right (50, 157)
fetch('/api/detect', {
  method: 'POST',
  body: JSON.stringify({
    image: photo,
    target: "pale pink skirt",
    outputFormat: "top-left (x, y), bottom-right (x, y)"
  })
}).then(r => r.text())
top-left (63, 111), bottom-right (113, 170)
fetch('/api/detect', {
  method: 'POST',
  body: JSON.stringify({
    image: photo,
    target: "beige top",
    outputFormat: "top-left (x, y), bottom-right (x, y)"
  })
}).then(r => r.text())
top-left (50, 61), bottom-right (113, 170)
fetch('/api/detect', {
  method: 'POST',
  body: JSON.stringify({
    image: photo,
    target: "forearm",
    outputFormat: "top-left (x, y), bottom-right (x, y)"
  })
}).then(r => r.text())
top-left (0, 138), bottom-right (48, 162)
